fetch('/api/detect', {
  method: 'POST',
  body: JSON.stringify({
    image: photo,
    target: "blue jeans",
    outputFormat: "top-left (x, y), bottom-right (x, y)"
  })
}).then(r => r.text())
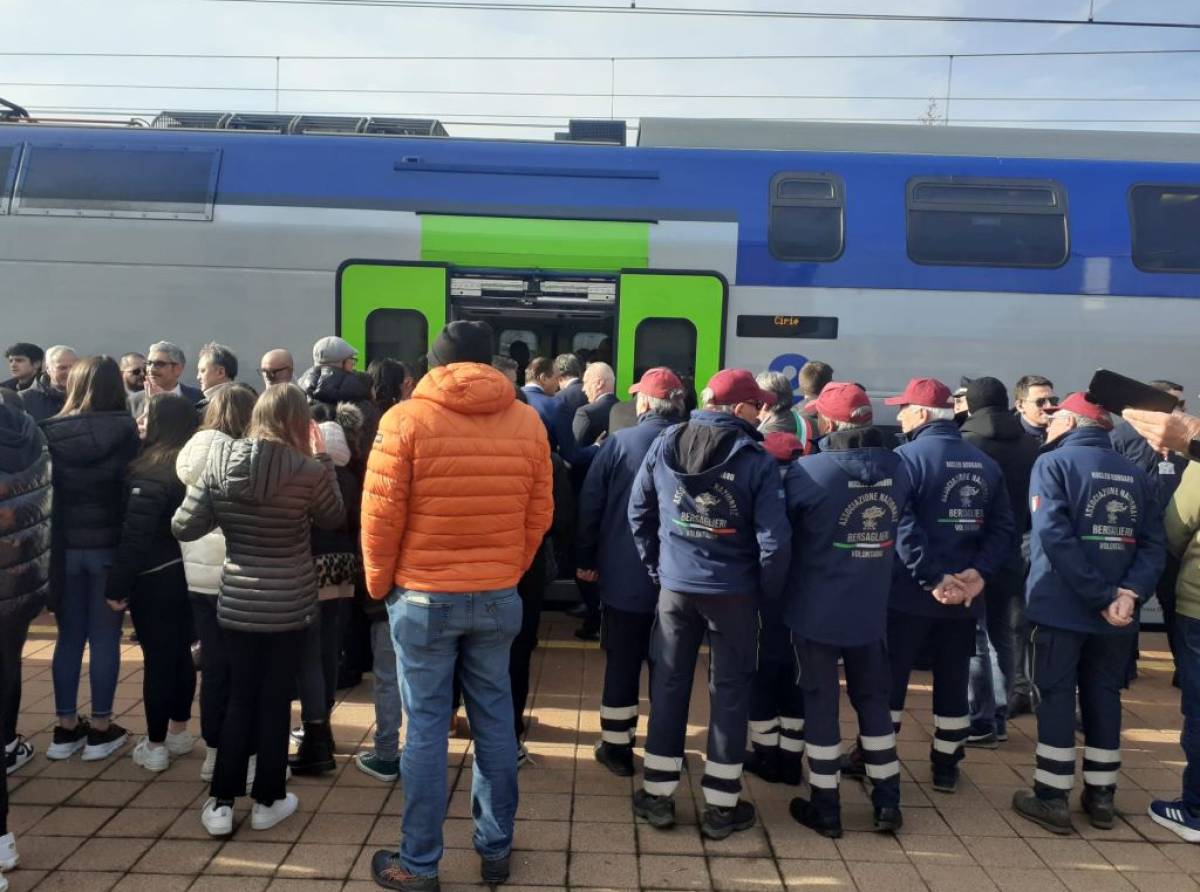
top-left (1177, 614), bottom-right (1200, 812)
top-left (968, 564), bottom-right (1019, 736)
top-left (387, 588), bottom-right (522, 878)
top-left (371, 617), bottom-right (403, 760)
top-left (52, 548), bottom-right (124, 720)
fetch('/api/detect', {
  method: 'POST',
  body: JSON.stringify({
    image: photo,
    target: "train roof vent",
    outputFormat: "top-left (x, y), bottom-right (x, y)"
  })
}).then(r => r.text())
top-left (363, 117), bottom-right (448, 136)
top-left (291, 115), bottom-right (368, 134)
top-left (563, 119), bottom-right (627, 146)
top-left (152, 111), bottom-right (231, 130)
top-left (225, 113), bottom-right (296, 132)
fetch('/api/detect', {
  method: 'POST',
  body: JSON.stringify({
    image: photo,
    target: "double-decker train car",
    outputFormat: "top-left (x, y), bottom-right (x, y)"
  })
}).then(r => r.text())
top-left (2, 114), bottom-right (1199, 406)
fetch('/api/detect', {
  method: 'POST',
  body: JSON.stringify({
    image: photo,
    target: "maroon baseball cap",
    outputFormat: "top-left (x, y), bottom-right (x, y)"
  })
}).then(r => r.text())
top-left (1046, 392), bottom-right (1113, 430)
top-left (763, 432), bottom-right (805, 462)
top-left (706, 369), bottom-right (777, 407)
top-left (628, 367), bottom-right (684, 399)
top-left (884, 377), bottom-right (953, 408)
top-left (810, 381), bottom-right (873, 425)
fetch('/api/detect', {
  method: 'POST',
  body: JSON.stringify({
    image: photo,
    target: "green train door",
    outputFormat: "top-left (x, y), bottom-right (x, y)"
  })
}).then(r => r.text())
top-left (616, 270), bottom-right (728, 399)
top-left (336, 261), bottom-right (448, 367)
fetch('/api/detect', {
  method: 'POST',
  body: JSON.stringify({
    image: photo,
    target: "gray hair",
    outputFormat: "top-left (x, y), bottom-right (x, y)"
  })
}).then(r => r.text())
top-left (148, 340), bottom-right (186, 366)
top-left (912, 406), bottom-right (956, 421)
top-left (584, 362), bottom-right (616, 390)
top-left (1055, 410), bottom-right (1105, 429)
top-left (45, 345), bottom-right (77, 364)
top-left (756, 371), bottom-right (794, 411)
top-left (637, 392), bottom-right (685, 417)
top-left (699, 388), bottom-right (736, 414)
top-left (198, 342), bottom-right (238, 380)
top-left (553, 353), bottom-right (582, 379)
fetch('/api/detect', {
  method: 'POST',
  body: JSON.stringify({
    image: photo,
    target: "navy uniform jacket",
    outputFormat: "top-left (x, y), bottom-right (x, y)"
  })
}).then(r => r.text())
top-left (784, 428), bottom-right (912, 647)
top-left (891, 419), bottom-right (1016, 619)
top-left (1026, 426), bottom-right (1166, 635)
top-left (1110, 418), bottom-right (1188, 505)
top-left (628, 411), bottom-right (790, 599)
top-left (523, 384), bottom-right (597, 469)
top-left (576, 411), bottom-right (674, 613)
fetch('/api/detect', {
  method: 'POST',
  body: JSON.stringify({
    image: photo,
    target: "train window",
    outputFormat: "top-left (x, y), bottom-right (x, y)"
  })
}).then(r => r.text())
top-left (499, 329), bottom-right (538, 358)
top-left (634, 318), bottom-right (696, 381)
top-left (1130, 185), bottom-right (1200, 273)
top-left (768, 172), bottom-right (845, 262)
top-left (366, 309), bottom-right (428, 367)
top-left (906, 177), bottom-right (1068, 268)
top-left (0, 145), bottom-right (18, 215)
top-left (572, 331), bottom-right (607, 353)
top-left (13, 144), bottom-right (221, 220)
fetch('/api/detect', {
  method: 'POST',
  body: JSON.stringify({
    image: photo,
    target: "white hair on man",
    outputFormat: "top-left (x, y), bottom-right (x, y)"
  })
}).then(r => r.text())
top-left (45, 345), bottom-right (77, 364)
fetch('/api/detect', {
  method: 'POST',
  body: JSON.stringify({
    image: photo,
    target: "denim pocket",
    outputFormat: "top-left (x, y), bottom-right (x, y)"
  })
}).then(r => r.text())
top-left (396, 593), bottom-right (452, 647)
top-left (487, 591), bottom-right (523, 641)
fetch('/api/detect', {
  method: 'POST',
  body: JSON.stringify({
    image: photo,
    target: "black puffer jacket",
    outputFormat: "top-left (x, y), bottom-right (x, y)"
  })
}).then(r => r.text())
top-left (960, 406), bottom-right (1040, 536)
top-left (297, 366), bottom-right (381, 462)
top-left (42, 411), bottom-right (140, 551)
top-left (172, 437), bottom-right (346, 633)
top-left (20, 376), bottom-right (66, 423)
top-left (0, 404), bottom-right (51, 624)
top-left (105, 461), bottom-right (187, 602)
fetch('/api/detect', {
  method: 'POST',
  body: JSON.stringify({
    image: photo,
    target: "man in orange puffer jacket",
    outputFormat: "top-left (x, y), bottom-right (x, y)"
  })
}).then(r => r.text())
top-left (361, 320), bottom-right (553, 892)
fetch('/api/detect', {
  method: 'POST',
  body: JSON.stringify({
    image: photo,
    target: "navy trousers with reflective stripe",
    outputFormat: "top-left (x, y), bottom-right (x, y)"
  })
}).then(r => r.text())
top-left (1029, 624), bottom-right (1127, 800)
top-left (886, 611), bottom-right (975, 768)
top-left (796, 636), bottom-right (900, 815)
top-left (643, 589), bottom-right (758, 808)
top-left (599, 606), bottom-right (655, 747)
top-left (749, 615), bottom-right (805, 758)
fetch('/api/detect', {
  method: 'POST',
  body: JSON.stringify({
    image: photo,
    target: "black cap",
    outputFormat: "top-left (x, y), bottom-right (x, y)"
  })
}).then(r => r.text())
top-left (966, 376), bottom-right (1009, 414)
top-left (428, 321), bottom-right (494, 368)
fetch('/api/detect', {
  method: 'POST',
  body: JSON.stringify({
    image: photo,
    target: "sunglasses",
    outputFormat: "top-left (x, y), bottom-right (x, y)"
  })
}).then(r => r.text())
top-left (260, 366), bottom-right (292, 380)
top-left (1031, 396), bottom-right (1059, 408)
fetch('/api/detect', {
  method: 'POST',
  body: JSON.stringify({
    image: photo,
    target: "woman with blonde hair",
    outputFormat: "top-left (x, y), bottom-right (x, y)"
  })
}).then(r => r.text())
top-left (42, 357), bottom-right (140, 762)
top-left (174, 383), bottom-right (344, 836)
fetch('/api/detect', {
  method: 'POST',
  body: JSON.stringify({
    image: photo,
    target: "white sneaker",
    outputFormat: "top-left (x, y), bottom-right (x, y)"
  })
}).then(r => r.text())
top-left (201, 746), bottom-right (217, 782)
top-left (131, 739), bottom-right (170, 773)
top-left (166, 730), bottom-right (196, 756)
top-left (5, 737), bottom-right (34, 776)
top-left (0, 831), bottom-right (18, 871)
top-left (250, 792), bottom-right (298, 831)
top-left (200, 798), bottom-right (233, 837)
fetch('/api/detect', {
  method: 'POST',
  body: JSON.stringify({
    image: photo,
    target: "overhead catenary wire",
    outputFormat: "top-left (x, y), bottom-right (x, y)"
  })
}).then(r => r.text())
top-left (199, 0), bottom-right (1200, 30)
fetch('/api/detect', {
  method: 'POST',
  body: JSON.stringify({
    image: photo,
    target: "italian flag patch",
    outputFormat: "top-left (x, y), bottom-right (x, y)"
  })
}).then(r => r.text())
top-left (1031, 495), bottom-right (1040, 513)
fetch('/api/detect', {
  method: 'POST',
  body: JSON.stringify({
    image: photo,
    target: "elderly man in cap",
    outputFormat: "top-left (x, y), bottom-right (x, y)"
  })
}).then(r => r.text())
top-left (846, 378), bottom-right (1014, 795)
top-left (576, 368), bottom-right (687, 777)
top-left (628, 369), bottom-right (790, 840)
top-left (783, 383), bottom-right (911, 838)
top-left (299, 336), bottom-right (379, 458)
top-left (1012, 393), bottom-right (1165, 835)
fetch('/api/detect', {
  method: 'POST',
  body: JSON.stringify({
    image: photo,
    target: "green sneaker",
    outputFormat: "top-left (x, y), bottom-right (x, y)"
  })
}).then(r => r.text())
top-left (355, 750), bottom-right (400, 782)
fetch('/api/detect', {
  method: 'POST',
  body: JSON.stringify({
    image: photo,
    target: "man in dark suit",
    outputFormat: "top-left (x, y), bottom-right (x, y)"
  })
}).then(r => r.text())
top-left (128, 340), bottom-right (205, 419)
top-left (554, 353), bottom-right (588, 417)
top-left (573, 363), bottom-right (620, 448)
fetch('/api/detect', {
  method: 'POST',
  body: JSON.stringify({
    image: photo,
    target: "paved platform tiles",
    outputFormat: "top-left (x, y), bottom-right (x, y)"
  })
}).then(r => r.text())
top-left (6, 614), bottom-right (1198, 891)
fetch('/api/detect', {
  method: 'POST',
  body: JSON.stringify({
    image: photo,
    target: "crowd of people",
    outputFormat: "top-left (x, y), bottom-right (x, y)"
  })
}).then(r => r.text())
top-left (0, 326), bottom-right (1199, 892)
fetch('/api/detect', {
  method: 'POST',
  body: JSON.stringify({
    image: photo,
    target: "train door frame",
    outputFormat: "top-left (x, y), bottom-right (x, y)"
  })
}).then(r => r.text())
top-left (336, 259), bottom-right (449, 367)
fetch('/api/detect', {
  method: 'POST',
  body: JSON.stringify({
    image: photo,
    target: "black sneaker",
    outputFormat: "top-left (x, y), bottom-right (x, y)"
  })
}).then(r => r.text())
top-left (701, 799), bottom-right (756, 841)
top-left (46, 719), bottom-right (91, 760)
top-left (789, 796), bottom-right (843, 839)
top-left (5, 736), bottom-right (35, 774)
top-left (370, 851), bottom-right (440, 891)
top-left (1012, 790), bottom-right (1074, 834)
top-left (743, 746), bottom-right (781, 784)
top-left (874, 805), bottom-right (904, 834)
top-left (1082, 787), bottom-right (1116, 830)
top-left (840, 745), bottom-right (867, 782)
top-left (83, 722), bottom-right (129, 761)
top-left (480, 853), bottom-right (510, 885)
top-left (573, 624), bottom-right (599, 642)
top-left (931, 764), bottom-right (958, 794)
top-left (593, 741), bottom-right (634, 777)
top-left (779, 752), bottom-right (803, 786)
top-left (633, 789), bottom-right (676, 829)
top-left (1007, 692), bottom-right (1033, 718)
top-left (964, 723), bottom-right (999, 749)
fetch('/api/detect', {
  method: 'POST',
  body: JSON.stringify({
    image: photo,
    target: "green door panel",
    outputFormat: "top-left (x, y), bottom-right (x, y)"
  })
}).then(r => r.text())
top-left (616, 272), bottom-right (727, 399)
top-left (421, 215), bottom-right (650, 272)
top-left (338, 262), bottom-right (447, 365)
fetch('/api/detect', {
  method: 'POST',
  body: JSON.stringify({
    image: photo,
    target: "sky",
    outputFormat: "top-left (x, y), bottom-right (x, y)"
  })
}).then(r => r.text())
top-left (5, 0), bottom-right (1200, 140)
